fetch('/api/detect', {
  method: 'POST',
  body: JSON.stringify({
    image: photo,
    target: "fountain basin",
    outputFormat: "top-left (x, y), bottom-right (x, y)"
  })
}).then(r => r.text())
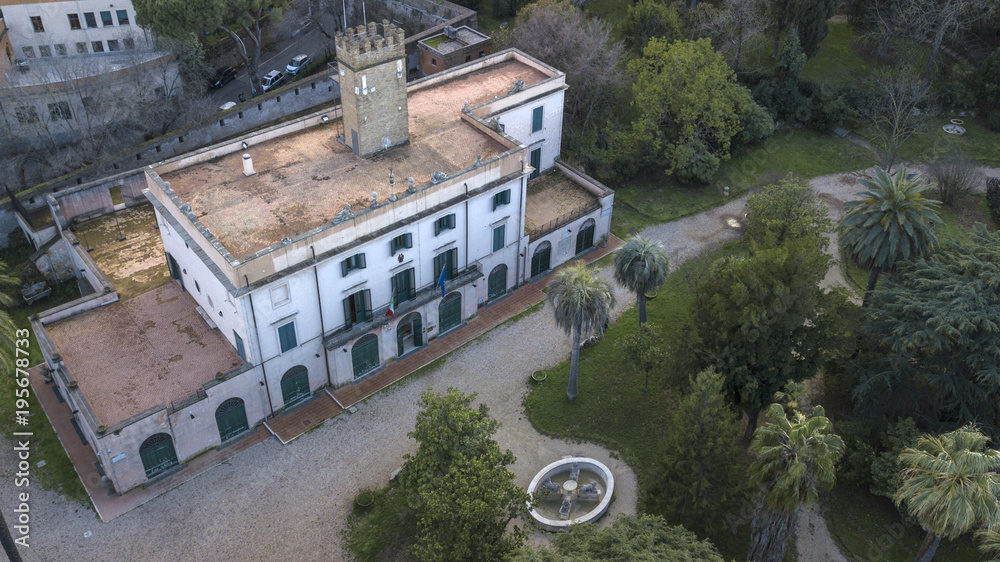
top-left (527, 457), bottom-right (614, 531)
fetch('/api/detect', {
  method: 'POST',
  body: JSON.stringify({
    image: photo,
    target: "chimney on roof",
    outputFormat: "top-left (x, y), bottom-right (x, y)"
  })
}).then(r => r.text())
top-left (444, 26), bottom-right (458, 39)
top-left (242, 154), bottom-right (255, 176)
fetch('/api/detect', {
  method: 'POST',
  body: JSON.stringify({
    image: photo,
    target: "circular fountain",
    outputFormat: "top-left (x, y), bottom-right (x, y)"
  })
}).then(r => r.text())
top-left (527, 457), bottom-right (614, 531)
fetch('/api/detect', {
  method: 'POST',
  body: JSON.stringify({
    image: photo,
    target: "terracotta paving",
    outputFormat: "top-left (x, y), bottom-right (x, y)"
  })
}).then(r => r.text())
top-left (269, 235), bottom-right (623, 443)
top-left (263, 392), bottom-right (342, 444)
top-left (29, 366), bottom-right (268, 522)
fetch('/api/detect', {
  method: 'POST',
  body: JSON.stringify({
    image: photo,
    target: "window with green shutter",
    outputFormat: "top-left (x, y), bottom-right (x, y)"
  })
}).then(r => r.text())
top-left (532, 106), bottom-right (543, 133)
top-left (341, 253), bottom-right (366, 276)
top-left (529, 147), bottom-right (541, 179)
top-left (234, 331), bottom-right (247, 362)
top-left (277, 322), bottom-right (297, 353)
top-left (343, 289), bottom-right (372, 328)
top-left (493, 189), bottom-right (510, 210)
top-left (392, 268), bottom-right (416, 304)
top-left (434, 214), bottom-right (456, 235)
top-left (493, 224), bottom-right (506, 253)
top-left (434, 248), bottom-right (458, 281)
top-left (390, 233), bottom-right (413, 255)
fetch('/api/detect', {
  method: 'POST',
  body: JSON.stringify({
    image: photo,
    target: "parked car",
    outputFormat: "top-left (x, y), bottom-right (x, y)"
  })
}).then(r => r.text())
top-left (210, 66), bottom-right (238, 89)
top-left (260, 70), bottom-right (285, 92)
top-left (285, 54), bottom-right (311, 76)
top-left (218, 101), bottom-right (237, 112)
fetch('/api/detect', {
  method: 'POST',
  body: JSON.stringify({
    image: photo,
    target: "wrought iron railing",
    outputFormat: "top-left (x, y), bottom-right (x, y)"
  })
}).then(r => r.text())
top-left (526, 203), bottom-right (601, 240)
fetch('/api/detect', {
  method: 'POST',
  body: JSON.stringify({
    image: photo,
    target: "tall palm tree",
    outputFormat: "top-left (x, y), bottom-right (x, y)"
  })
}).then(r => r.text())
top-left (747, 403), bottom-right (844, 562)
top-left (612, 235), bottom-right (668, 326)
top-left (838, 165), bottom-right (941, 306)
top-left (547, 263), bottom-right (615, 400)
top-left (895, 425), bottom-right (1000, 562)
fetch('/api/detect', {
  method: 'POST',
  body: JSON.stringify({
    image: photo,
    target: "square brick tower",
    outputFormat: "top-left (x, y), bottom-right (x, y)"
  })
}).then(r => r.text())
top-left (335, 21), bottom-right (409, 157)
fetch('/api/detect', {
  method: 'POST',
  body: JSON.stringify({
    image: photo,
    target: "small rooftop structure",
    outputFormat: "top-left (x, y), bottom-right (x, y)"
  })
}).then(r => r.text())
top-left (45, 283), bottom-right (245, 427)
top-left (417, 26), bottom-right (493, 76)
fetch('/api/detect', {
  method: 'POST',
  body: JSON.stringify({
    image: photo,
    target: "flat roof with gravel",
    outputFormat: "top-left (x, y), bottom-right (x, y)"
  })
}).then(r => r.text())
top-left (161, 60), bottom-right (549, 260)
top-left (524, 169), bottom-right (600, 233)
top-left (45, 283), bottom-right (244, 427)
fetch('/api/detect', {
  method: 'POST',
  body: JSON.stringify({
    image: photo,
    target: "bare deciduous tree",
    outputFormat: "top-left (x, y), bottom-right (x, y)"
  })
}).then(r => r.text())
top-left (868, 68), bottom-right (928, 170)
top-left (506, 0), bottom-right (624, 133)
top-left (928, 150), bottom-right (984, 205)
top-left (901, 0), bottom-right (996, 83)
top-left (700, 0), bottom-right (767, 74)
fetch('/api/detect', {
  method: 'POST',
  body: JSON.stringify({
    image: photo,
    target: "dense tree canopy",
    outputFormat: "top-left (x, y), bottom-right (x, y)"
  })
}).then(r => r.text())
top-left (744, 176), bottom-right (832, 250)
top-left (399, 388), bottom-right (529, 561)
top-left (855, 225), bottom-right (1000, 431)
top-left (694, 240), bottom-right (856, 440)
top-left (620, 0), bottom-right (685, 56)
top-left (511, 514), bottom-right (725, 561)
top-left (616, 38), bottom-right (762, 183)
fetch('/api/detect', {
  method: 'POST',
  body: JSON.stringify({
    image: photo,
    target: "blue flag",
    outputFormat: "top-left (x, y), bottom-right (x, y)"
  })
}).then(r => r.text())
top-left (438, 266), bottom-right (447, 298)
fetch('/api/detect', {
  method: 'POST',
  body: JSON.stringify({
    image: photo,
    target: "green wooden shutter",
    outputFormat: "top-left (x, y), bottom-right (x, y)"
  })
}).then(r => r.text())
top-left (216, 398), bottom-right (249, 442)
top-left (233, 331), bottom-right (247, 362)
top-left (493, 224), bottom-right (505, 252)
top-left (278, 322), bottom-right (297, 352)
top-left (362, 289), bottom-right (372, 321)
top-left (532, 106), bottom-right (543, 132)
top-left (439, 294), bottom-right (461, 333)
top-left (403, 232), bottom-right (412, 249)
top-left (413, 316), bottom-right (423, 346)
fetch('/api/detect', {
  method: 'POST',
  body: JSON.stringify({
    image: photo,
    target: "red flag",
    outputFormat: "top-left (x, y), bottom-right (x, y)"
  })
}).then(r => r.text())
top-left (386, 296), bottom-right (395, 318)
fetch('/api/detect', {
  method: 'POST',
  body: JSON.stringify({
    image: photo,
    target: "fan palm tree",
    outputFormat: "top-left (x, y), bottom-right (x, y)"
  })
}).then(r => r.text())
top-left (612, 235), bottom-right (668, 326)
top-left (838, 165), bottom-right (941, 306)
top-left (547, 263), bottom-right (615, 400)
top-left (747, 403), bottom-right (844, 562)
top-left (895, 425), bottom-right (1000, 562)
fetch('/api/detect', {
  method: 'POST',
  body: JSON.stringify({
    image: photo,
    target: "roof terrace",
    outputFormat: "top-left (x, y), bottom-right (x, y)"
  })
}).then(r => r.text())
top-left (45, 283), bottom-right (245, 427)
top-left (161, 59), bottom-right (550, 260)
top-left (525, 168), bottom-right (602, 237)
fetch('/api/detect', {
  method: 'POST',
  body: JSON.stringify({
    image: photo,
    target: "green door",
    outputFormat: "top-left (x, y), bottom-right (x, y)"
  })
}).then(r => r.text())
top-left (139, 433), bottom-right (179, 478)
top-left (531, 245), bottom-right (551, 277)
top-left (439, 294), bottom-right (461, 333)
top-left (352, 334), bottom-right (380, 378)
top-left (215, 398), bottom-right (249, 442)
top-left (529, 148), bottom-right (541, 179)
top-left (166, 253), bottom-right (183, 289)
top-left (488, 265), bottom-right (507, 301)
top-left (413, 316), bottom-right (423, 347)
top-left (280, 366), bottom-right (310, 407)
top-left (576, 222), bottom-right (595, 255)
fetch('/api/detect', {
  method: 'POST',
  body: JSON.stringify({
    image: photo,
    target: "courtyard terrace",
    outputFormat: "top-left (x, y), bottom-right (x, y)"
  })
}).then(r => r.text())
top-left (524, 168), bottom-right (603, 238)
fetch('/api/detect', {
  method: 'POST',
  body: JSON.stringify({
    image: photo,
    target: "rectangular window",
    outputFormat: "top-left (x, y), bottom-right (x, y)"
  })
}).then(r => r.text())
top-left (123, 37), bottom-right (135, 50)
top-left (391, 268), bottom-right (416, 305)
top-left (100, 11), bottom-right (113, 26)
top-left (277, 322), bottom-right (297, 353)
top-left (107, 39), bottom-right (120, 52)
top-left (342, 289), bottom-right (372, 328)
top-left (22, 46), bottom-right (36, 59)
top-left (68, 14), bottom-right (81, 30)
top-left (116, 10), bottom-right (129, 25)
top-left (75, 42), bottom-right (88, 54)
top-left (48, 101), bottom-right (72, 121)
top-left (234, 331), bottom-right (247, 362)
top-left (54, 44), bottom-right (67, 56)
top-left (434, 214), bottom-right (456, 236)
top-left (15, 106), bottom-right (39, 124)
top-left (389, 232), bottom-right (413, 255)
top-left (433, 248), bottom-right (458, 282)
top-left (493, 189), bottom-right (510, 211)
top-left (91, 41), bottom-right (104, 53)
top-left (493, 224), bottom-right (506, 253)
top-left (532, 106), bottom-right (544, 133)
top-left (84, 12), bottom-right (97, 28)
top-left (38, 45), bottom-right (52, 57)
top-left (341, 253), bottom-right (366, 276)
top-left (31, 16), bottom-right (44, 33)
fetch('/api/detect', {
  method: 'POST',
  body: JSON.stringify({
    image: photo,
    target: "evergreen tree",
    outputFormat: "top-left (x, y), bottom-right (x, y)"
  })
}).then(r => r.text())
top-left (620, 0), bottom-right (685, 56)
top-left (646, 369), bottom-right (749, 536)
top-left (744, 175), bottom-right (832, 250)
top-left (794, 0), bottom-right (838, 57)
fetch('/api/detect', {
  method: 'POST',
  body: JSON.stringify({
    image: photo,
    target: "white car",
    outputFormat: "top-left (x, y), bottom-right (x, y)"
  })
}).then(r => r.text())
top-left (261, 70), bottom-right (285, 92)
top-left (218, 101), bottom-right (237, 112)
top-left (286, 54), bottom-right (311, 76)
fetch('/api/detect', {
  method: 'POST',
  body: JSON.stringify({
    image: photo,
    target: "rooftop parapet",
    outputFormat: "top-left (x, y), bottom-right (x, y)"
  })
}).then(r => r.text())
top-left (335, 21), bottom-right (406, 69)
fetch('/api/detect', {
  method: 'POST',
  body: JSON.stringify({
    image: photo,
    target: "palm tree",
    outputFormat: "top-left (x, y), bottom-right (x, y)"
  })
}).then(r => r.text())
top-left (612, 235), bottom-right (668, 326)
top-left (547, 263), bottom-right (615, 400)
top-left (747, 403), bottom-right (845, 562)
top-left (838, 165), bottom-right (941, 306)
top-left (895, 425), bottom-right (1000, 562)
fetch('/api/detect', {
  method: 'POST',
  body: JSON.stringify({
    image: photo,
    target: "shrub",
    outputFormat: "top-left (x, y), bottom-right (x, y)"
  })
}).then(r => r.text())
top-left (737, 101), bottom-right (775, 145)
top-left (807, 86), bottom-right (850, 131)
top-left (936, 80), bottom-right (977, 109)
top-left (928, 150), bottom-right (984, 205)
top-left (987, 177), bottom-right (1000, 225)
top-left (673, 140), bottom-right (720, 184)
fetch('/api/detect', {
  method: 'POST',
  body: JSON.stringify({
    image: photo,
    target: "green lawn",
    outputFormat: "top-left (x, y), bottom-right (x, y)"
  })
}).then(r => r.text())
top-left (584, 0), bottom-right (630, 26)
top-left (826, 485), bottom-right (985, 561)
top-left (1, 233), bottom-right (90, 506)
top-left (892, 119), bottom-right (1000, 165)
top-left (802, 24), bottom-right (880, 88)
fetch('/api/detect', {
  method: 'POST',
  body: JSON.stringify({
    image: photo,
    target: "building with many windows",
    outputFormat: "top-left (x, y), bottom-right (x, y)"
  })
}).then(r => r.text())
top-left (31, 22), bottom-right (614, 494)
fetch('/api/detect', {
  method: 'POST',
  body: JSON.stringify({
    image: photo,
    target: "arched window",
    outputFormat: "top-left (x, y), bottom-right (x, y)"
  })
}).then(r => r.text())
top-left (575, 219), bottom-right (596, 255)
top-left (531, 242), bottom-right (552, 277)
top-left (352, 333), bottom-right (380, 378)
top-left (215, 397), bottom-right (248, 442)
top-left (280, 365), bottom-right (310, 407)
top-left (139, 433), bottom-right (178, 478)
top-left (488, 264), bottom-right (507, 301)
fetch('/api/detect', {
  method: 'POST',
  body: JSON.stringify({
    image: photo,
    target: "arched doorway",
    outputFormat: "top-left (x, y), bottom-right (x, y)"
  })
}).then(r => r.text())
top-left (439, 292), bottom-right (462, 334)
top-left (139, 433), bottom-right (178, 478)
top-left (531, 242), bottom-right (552, 278)
top-left (352, 333), bottom-right (380, 379)
top-left (575, 219), bottom-right (596, 255)
top-left (280, 366), bottom-right (310, 407)
top-left (396, 312), bottom-right (423, 356)
top-left (488, 264), bottom-right (507, 301)
top-left (215, 397), bottom-right (249, 442)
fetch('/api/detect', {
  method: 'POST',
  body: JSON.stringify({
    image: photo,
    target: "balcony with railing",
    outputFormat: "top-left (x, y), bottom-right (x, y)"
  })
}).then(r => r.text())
top-left (323, 264), bottom-right (481, 351)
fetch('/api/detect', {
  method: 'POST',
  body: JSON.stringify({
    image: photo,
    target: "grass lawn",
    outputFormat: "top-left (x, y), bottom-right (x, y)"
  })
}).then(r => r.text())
top-left (802, 24), bottom-right (881, 88)
top-left (1, 233), bottom-right (90, 506)
top-left (892, 119), bottom-right (1000, 165)
top-left (584, 0), bottom-right (630, 26)
top-left (826, 485), bottom-right (985, 561)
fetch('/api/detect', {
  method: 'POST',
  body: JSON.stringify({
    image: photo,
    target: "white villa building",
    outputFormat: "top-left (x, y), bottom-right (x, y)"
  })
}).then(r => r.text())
top-left (31, 23), bottom-right (614, 494)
